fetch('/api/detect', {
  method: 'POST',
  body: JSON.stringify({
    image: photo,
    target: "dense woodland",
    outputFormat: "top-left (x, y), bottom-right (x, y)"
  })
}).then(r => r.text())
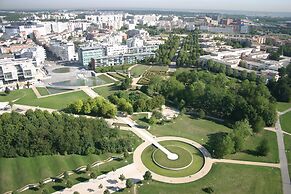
top-left (67, 97), bottom-right (117, 118)
top-left (0, 110), bottom-right (136, 158)
top-left (145, 71), bottom-right (277, 127)
top-left (108, 91), bottom-right (165, 114)
top-left (268, 63), bottom-right (291, 102)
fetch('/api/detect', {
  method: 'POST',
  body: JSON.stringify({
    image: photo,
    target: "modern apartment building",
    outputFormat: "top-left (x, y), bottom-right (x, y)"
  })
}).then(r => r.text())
top-left (49, 40), bottom-right (77, 61)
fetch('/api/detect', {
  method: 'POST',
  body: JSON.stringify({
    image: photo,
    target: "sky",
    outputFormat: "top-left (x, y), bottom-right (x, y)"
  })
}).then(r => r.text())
top-left (0, 0), bottom-right (291, 13)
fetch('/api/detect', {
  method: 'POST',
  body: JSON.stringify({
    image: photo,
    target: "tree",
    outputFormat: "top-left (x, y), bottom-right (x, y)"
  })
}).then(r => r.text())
top-left (98, 184), bottom-right (103, 189)
top-left (73, 100), bottom-right (83, 113)
top-left (257, 139), bottom-right (270, 156)
top-left (252, 117), bottom-right (265, 133)
top-left (119, 174), bottom-right (126, 181)
top-left (86, 164), bottom-right (92, 172)
top-left (126, 179), bottom-right (134, 188)
top-left (63, 171), bottom-right (69, 180)
top-left (90, 172), bottom-right (97, 179)
top-left (4, 87), bottom-right (10, 95)
top-left (103, 189), bottom-right (110, 194)
top-left (202, 187), bottom-right (214, 193)
top-left (16, 83), bottom-right (19, 90)
top-left (42, 189), bottom-right (50, 194)
top-left (120, 76), bottom-right (132, 90)
top-left (26, 81), bottom-right (30, 88)
top-left (73, 192), bottom-right (80, 194)
top-left (197, 109), bottom-right (205, 119)
top-left (66, 180), bottom-right (73, 188)
top-left (210, 133), bottom-right (235, 158)
top-left (123, 151), bottom-right (129, 159)
top-left (143, 171), bottom-right (152, 181)
top-left (148, 116), bottom-right (157, 125)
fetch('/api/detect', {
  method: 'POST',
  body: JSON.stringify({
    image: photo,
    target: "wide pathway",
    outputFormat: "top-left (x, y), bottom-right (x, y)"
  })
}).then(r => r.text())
top-left (53, 163), bottom-right (143, 194)
top-left (275, 119), bottom-right (291, 194)
top-left (82, 87), bottom-right (99, 98)
top-left (212, 159), bottom-right (280, 168)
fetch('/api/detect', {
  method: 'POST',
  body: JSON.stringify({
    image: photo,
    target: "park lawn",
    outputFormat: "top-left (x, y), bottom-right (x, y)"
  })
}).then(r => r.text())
top-left (15, 89), bottom-right (89, 110)
top-left (0, 154), bottom-right (110, 193)
top-left (284, 135), bottom-right (291, 178)
top-left (0, 89), bottom-right (31, 102)
top-left (225, 130), bottom-right (279, 163)
top-left (122, 163), bottom-right (282, 194)
top-left (130, 65), bottom-right (150, 77)
top-left (149, 65), bottom-right (169, 72)
top-left (36, 87), bottom-right (49, 96)
top-left (150, 115), bottom-right (232, 145)
top-left (107, 72), bottom-right (126, 81)
top-left (277, 102), bottom-right (291, 112)
top-left (97, 74), bottom-right (116, 84)
top-left (132, 113), bottom-right (150, 128)
top-left (93, 84), bottom-right (120, 98)
top-left (280, 111), bottom-right (291, 133)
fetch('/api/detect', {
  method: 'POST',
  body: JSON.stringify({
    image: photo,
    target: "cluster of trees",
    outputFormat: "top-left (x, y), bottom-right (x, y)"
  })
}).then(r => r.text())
top-left (67, 97), bottom-right (117, 118)
top-left (176, 31), bottom-right (202, 67)
top-left (95, 64), bottom-right (131, 73)
top-left (204, 60), bottom-right (266, 83)
top-left (224, 39), bottom-right (252, 48)
top-left (0, 110), bottom-right (136, 158)
top-left (268, 45), bottom-right (291, 61)
top-left (108, 91), bottom-right (165, 114)
top-left (155, 35), bottom-right (180, 65)
top-left (120, 76), bottom-right (132, 90)
top-left (268, 63), bottom-right (291, 102)
top-left (209, 119), bottom-right (267, 158)
top-left (145, 71), bottom-right (277, 127)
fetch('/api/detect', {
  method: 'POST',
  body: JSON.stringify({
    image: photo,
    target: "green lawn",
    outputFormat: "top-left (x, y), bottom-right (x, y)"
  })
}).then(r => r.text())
top-left (52, 67), bottom-right (71, 73)
top-left (225, 130), bottom-right (279, 163)
top-left (107, 72), bottom-right (126, 81)
top-left (277, 102), bottom-right (291, 112)
top-left (280, 111), bottom-right (291, 133)
top-left (0, 154), bottom-right (109, 193)
top-left (142, 140), bottom-right (204, 177)
top-left (15, 89), bottom-right (89, 110)
top-left (130, 65), bottom-right (150, 77)
top-left (132, 113), bottom-right (150, 128)
top-left (122, 163), bottom-right (282, 194)
top-left (93, 84), bottom-right (120, 98)
top-left (97, 74), bottom-right (116, 84)
top-left (150, 115), bottom-right (232, 145)
top-left (0, 89), bottom-right (31, 102)
top-left (149, 65), bottom-right (169, 72)
top-left (36, 87), bottom-right (49, 96)
top-left (284, 135), bottom-right (291, 178)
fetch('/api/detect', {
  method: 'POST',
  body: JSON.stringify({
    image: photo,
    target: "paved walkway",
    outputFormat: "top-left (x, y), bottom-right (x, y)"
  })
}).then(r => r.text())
top-left (279, 108), bottom-right (291, 116)
top-left (212, 159), bottom-right (280, 168)
top-left (275, 120), bottom-right (291, 194)
top-left (31, 86), bottom-right (41, 98)
top-left (53, 163), bottom-right (143, 194)
top-left (105, 73), bottom-right (119, 82)
top-left (133, 136), bottom-right (213, 184)
top-left (82, 87), bottom-right (99, 98)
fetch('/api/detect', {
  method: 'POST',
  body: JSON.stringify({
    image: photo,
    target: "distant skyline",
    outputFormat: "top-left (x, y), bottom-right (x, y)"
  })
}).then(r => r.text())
top-left (0, 0), bottom-right (291, 13)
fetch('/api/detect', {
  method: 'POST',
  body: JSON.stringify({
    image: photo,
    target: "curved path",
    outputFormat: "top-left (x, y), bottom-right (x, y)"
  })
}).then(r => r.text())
top-left (133, 136), bottom-right (213, 184)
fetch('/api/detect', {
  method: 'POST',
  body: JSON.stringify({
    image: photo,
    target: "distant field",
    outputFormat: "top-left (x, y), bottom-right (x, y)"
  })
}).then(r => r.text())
top-left (97, 74), bottom-right (116, 84)
top-left (277, 102), bottom-right (291, 112)
top-left (150, 115), bottom-right (232, 145)
top-left (121, 163), bottom-right (282, 194)
top-left (130, 65), bottom-right (150, 77)
top-left (36, 87), bottom-right (49, 96)
top-left (280, 111), bottom-right (291, 133)
top-left (93, 84), bottom-right (120, 98)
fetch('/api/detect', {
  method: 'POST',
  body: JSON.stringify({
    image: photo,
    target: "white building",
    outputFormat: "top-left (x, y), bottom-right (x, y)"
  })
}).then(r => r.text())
top-left (85, 14), bottom-right (123, 30)
top-left (0, 58), bottom-right (37, 84)
top-left (49, 40), bottom-right (77, 61)
top-left (127, 37), bottom-right (144, 48)
top-left (15, 46), bottom-right (46, 66)
top-left (106, 45), bottom-right (128, 56)
top-left (4, 23), bottom-right (46, 37)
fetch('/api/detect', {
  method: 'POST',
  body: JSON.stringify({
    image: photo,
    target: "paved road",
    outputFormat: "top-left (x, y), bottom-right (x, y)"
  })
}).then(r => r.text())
top-left (275, 120), bottom-right (291, 194)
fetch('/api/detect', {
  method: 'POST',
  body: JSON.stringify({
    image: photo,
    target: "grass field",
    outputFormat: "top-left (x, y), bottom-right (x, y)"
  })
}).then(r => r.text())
top-left (0, 89), bottom-right (31, 102)
top-left (280, 111), bottom-right (291, 133)
top-left (14, 89), bottom-right (89, 110)
top-left (225, 130), bottom-right (279, 163)
top-left (0, 154), bottom-right (109, 193)
top-left (284, 135), bottom-right (291, 178)
top-left (36, 87), bottom-right (49, 96)
top-left (150, 115), bottom-right (232, 145)
top-left (52, 67), bottom-right (71, 73)
top-left (122, 163), bottom-right (282, 194)
top-left (97, 74), bottom-right (116, 84)
top-left (93, 85), bottom-right (120, 98)
top-left (130, 65), bottom-right (150, 77)
top-left (141, 140), bottom-right (204, 177)
top-left (277, 102), bottom-right (291, 112)
top-left (132, 113), bottom-right (150, 128)
top-left (107, 72), bottom-right (126, 81)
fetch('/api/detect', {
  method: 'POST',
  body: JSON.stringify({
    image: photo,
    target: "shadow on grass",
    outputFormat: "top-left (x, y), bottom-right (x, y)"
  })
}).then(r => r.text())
top-left (242, 149), bottom-right (260, 156)
top-left (52, 185), bottom-right (66, 191)
top-left (76, 177), bottom-right (89, 182)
